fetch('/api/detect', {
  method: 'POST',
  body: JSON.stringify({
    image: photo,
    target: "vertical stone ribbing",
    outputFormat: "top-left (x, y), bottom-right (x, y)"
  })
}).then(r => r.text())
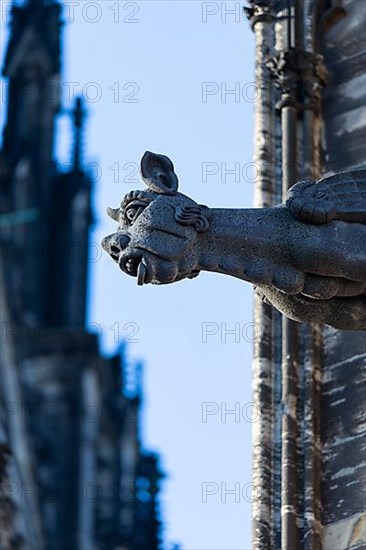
top-left (273, 4), bottom-right (302, 546)
top-left (300, 2), bottom-right (325, 546)
top-left (280, 101), bottom-right (301, 549)
top-left (302, 324), bottom-right (323, 550)
top-left (250, 2), bottom-right (365, 550)
top-left (245, 3), bottom-right (276, 549)
top-left (0, 251), bottom-right (44, 550)
top-left (267, 3), bottom-right (329, 547)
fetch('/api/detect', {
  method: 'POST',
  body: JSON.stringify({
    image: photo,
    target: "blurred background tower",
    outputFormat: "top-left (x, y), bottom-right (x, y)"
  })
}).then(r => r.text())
top-left (0, 1), bottom-right (163, 549)
top-left (246, 1), bottom-right (365, 549)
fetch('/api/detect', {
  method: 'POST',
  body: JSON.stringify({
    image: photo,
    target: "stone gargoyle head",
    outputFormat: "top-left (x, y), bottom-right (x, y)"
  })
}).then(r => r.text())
top-left (102, 151), bottom-right (211, 286)
top-left (102, 152), bottom-right (366, 330)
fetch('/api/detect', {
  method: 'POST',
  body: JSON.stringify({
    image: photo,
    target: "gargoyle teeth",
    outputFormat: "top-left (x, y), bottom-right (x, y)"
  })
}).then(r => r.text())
top-left (124, 256), bottom-right (142, 277)
top-left (125, 258), bottom-right (135, 274)
top-left (137, 261), bottom-right (147, 286)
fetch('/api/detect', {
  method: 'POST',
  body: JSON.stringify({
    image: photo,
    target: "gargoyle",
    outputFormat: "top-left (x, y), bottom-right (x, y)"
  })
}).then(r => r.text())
top-left (102, 152), bottom-right (366, 330)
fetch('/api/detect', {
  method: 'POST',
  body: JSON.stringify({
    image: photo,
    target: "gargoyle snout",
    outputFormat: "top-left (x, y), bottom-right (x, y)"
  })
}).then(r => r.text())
top-left (102, 233), bottom-right (131, 261)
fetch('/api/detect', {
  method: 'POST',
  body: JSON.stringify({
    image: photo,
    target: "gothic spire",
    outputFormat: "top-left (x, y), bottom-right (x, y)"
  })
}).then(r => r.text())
top-left (3, 0), bottom-right (62, 77)
top-left (72, 97), bottom-right (86, 171)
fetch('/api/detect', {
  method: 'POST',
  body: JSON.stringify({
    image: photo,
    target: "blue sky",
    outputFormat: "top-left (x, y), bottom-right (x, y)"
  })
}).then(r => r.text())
top-left (1, 2), bottom-right (256, 548)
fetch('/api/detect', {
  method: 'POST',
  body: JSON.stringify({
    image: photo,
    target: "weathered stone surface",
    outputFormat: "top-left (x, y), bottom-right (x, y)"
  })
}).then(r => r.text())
top-left (322, 515), bottom-right (366, 550)
top-left (246, 2), bottom-right (366, 550)
top-left (103, 152), bottom-right (366, 330)
top-left (319, 4), bottom-right (366, 547)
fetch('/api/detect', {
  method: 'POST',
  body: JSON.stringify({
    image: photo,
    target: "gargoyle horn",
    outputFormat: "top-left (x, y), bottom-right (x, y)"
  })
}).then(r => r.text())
top-left (107, 207), bottom-right (120, 221)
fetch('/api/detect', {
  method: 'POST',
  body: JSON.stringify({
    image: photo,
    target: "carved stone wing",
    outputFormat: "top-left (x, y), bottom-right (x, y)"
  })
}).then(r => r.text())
top-left (286, 170), bottom-right (366, 224)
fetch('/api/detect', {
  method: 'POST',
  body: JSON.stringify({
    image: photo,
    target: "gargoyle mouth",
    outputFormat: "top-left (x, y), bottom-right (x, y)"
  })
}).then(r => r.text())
top-left (119, 253), bottom-right (148, 286)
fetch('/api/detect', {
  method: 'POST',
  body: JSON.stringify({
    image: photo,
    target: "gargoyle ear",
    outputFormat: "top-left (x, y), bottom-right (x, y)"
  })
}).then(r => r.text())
top-left (140, 151), bottom-right (179, 195)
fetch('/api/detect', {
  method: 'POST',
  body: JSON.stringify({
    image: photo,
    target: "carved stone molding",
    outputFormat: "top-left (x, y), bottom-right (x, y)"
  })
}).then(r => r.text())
top-left (244, 1), bottom-right (274, 29)
top-left (266, 49), bottom-right (300, 109)
top-left (267, 49), bottom-right (328, 112)
top-left (298, 51), bottom-right (328, 112)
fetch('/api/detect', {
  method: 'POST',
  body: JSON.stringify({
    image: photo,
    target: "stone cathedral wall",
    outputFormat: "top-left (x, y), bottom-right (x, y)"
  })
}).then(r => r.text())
top-left (320, 1), bottom-right (366, 547)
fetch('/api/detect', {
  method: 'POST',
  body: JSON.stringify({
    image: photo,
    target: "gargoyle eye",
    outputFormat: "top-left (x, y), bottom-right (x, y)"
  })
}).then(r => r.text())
top-left (126, 206), bottom-right (138, 221)
top-left (124, 200), bottom-right (148, 225)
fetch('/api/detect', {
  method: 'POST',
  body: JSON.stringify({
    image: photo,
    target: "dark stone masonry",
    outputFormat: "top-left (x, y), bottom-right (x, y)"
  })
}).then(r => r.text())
top-left (0, 1), bottom-right (163, 548)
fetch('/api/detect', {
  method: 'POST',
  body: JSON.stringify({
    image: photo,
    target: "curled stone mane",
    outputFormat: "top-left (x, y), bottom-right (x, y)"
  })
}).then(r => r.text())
top-left (175, 205), bottom-right (210, 233)
top-left (120, 189), bottom-right (154, 211)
